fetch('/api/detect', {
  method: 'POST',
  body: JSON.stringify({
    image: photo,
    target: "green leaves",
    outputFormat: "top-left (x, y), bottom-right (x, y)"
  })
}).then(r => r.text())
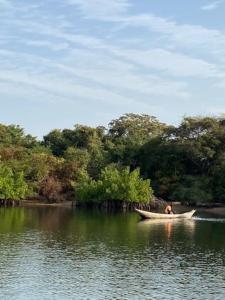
top-left (0, 164), bottom-right (28, 200)
top-left (108, 113), bottom-right (166, 143)
top-left (2, 114), bottom-right (225, 205)
top-left (138, 116), bottom-right (225, 204)
top-left (76, 165), bottom-right (153, 204)
top-left (0, 124), bottom-right (37, 147)
top-left (171, 176), bottom-right (213, 205)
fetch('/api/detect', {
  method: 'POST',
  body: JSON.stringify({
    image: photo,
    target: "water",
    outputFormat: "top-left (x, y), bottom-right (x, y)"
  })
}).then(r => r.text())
top-left (0, 207), bottom-right (225, 300)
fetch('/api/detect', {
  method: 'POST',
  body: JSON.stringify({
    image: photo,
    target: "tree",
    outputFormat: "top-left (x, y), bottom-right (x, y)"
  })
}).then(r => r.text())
top-left (76, 165), bottom-right (153, 204)
top-left (3, 114), bottom-right (225, 205)
top-left (108, 113), bottom-right (166, 142)
top-left (0, 164), bottom-right (28, 200)
top-left (107, 113), bottom-right (167, 167)
top-left (171, 176), bottom-right (213, 205)
top-left (138, 116), bottom-right (225, 203)
top-left (43, 129), bottom-right (66, 156)
top-left (39, 176), bottom-right (63, 202)
top-left (0, 124), bottom-right (37, 148)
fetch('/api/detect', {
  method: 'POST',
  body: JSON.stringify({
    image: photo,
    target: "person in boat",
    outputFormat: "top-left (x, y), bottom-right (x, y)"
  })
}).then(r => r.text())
top-left (164, 203), bottom-right (174, 214)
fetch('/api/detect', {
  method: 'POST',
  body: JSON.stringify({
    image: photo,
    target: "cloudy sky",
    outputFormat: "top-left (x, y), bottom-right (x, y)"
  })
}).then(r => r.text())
top-left (0, 0), bottom-right (225, 137)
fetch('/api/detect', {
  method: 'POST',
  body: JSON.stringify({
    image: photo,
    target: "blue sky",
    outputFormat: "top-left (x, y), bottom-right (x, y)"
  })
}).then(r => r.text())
top-left (1, 0), bottom-right (225, 138)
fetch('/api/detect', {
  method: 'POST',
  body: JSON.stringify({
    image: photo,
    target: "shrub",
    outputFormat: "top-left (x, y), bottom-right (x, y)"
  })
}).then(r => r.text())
top-left (0, 164), bottom-right (28, 200)
top-left (39, 176), bottom-right (63, 202)
top-left (76, 165), bottom-right (153, 204)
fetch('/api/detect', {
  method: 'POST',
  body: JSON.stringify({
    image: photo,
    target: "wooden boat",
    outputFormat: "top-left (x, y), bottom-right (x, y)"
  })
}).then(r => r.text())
top-left (135, 208), bottom-right (196, 219)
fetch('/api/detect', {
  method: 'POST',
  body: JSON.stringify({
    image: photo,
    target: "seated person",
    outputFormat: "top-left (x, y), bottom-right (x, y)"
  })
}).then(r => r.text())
top-left (164, 204), bottom-right (174, 214)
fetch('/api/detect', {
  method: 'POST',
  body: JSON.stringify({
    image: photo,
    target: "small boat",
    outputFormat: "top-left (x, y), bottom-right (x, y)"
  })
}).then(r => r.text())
top-left (135, 208), bottom-right (196, 219)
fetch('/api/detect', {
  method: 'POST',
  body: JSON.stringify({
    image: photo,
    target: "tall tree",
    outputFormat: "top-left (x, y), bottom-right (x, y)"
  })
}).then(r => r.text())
top-left (107, 113), bottom-right (167, 167)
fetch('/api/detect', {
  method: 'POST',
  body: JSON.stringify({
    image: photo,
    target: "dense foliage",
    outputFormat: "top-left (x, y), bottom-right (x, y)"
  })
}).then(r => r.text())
top-left (0, 164), bottom-right (28, 200)
top-left (1, 114), bottom-right (225, 205)
top-left (76, 165), bottom-right (153, 204)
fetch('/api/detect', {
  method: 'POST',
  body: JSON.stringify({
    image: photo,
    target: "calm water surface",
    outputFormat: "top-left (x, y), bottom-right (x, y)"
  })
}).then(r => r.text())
top-left (0, 207), bottom-right (225, 300)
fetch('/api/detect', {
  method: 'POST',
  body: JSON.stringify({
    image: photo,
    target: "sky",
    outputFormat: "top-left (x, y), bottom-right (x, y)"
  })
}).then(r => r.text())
top-left (0, 0), bottom-right (225, 138)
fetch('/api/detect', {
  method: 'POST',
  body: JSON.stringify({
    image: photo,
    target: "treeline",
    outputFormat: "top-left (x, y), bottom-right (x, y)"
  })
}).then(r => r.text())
top-left (0, 114), bottom-right (225, 205)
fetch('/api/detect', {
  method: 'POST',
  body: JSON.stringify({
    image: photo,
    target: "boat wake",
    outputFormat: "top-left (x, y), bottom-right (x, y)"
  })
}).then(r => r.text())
top-left (193, 216), bottom-right (225, 222)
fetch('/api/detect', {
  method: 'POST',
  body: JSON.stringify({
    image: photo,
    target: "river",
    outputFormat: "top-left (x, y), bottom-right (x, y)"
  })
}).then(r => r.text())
top-left (0, 207), bottom-right (225, 299)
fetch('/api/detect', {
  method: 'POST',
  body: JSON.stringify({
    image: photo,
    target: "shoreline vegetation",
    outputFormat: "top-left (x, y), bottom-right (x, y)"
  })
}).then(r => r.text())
top-left (11, 200), bottom-right (225, 218)
top-left (1, 113), bottom-right (225, 210)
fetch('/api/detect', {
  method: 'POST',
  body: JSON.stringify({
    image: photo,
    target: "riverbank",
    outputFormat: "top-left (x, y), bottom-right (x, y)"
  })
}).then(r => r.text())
top-left (20, 200), bottom-right (73, 207)
top-left (0, 199), bottom-right (21, 207)
top-left (20, 199), bottom-right (152, 211)
top-left (3, 199), bottom-right (225, 217)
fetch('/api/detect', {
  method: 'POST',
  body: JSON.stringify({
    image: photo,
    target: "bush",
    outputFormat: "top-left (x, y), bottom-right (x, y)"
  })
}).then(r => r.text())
top-left (76, 165), bottom-right (153, 204)
top-left (0, 164), bottom-right (28, 200)
top-left (39, 176), bottom-right (63, 202)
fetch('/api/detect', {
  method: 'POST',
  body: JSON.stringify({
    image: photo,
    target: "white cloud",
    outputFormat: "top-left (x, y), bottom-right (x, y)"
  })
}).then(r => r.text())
top-left (66, 0), bottom-right (130, 18)
top-left (60, 2), bottom-right (225, 62)
top-left (8, 15), bottom-right (225, 81)
top-left (1, 0), bottom-right (225, 130)
top-left (5, 2), bottom-right (225, 62)
top-left (0, 69), bottom-right (139, 106)
top-left (0, 48), bottom-right (189, 103)
top-left (114, 14), bottom-right (225, 57)
top-left (112, 48), bottom-right (224, 78)
top-left (201, 1), bottom-right (223, 11)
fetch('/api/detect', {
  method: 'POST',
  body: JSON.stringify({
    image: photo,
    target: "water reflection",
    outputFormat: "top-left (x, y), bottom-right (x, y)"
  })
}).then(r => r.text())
top-left (137, 218), bottom-right (196, 240)
top-left (0, 207), bottom-right (225, 299)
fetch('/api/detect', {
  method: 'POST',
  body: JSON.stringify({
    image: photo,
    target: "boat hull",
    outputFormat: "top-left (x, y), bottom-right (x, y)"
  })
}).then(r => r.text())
top-left (135, 208), bottom-right (196, 219)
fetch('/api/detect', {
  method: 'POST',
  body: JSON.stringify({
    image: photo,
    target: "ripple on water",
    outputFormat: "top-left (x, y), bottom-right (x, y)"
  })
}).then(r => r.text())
top-left (0, 207), bottom-right (225, 299)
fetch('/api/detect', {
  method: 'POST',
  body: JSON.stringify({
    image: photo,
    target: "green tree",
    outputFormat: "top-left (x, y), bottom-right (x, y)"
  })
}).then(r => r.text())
top-left (171, 176), bottom-right (213, 205)
top-left (138, 116), bottom-right (225, 203)
top-left (0, 164), bottom-right (28, 200)
top-left (76, 165), bottom-right (153, 204)
top-left (0, 124), bottom-right (37, 148)
top-left (108, 113), bottom-right (166, 142)
top-left (43, 129), bottom-right (66, 156)
top-left (107, 113), bottom-right (167, 167)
